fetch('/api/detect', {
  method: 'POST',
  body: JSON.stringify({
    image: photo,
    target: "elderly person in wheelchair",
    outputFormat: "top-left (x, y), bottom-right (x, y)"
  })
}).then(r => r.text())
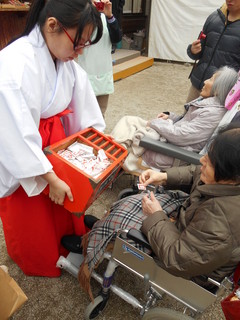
top-left (110, 66), bottom-right (238, 173)
top-left (68, 122), bottom-right (240, 311)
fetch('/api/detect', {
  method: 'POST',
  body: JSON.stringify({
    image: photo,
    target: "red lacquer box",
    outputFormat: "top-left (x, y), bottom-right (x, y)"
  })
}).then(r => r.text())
top-left (44, 128), bottom-right (127, 216)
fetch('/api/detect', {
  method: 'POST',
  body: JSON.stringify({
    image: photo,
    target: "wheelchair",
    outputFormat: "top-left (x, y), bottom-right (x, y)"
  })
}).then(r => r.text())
top-left (57, 228), bottom-right (233, 320)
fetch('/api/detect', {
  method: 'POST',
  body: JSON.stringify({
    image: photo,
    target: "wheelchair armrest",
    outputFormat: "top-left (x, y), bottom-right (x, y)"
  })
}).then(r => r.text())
top-left (127, 229), bottom-right (152, 251)
top-left (139, 136), bottom-right (201, 165)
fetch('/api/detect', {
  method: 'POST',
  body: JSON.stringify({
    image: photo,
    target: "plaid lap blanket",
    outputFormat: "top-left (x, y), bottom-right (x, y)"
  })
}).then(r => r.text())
top-left (84, 187), bottom-right (189, 270)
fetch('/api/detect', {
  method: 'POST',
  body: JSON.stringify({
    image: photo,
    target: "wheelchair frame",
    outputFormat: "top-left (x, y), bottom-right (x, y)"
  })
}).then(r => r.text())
top-left (57, 229), bottom-right (233, 319)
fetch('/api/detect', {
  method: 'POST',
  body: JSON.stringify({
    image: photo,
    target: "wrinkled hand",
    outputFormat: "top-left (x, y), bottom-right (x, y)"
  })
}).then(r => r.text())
top-left (157, 113), bottom-right (169, 120)
top-left (142, 192), bottom-right (162, 216)
top-left (139, 169), bottom-right (167, 187)
top-left (191, 40), bottom-right (202, 55)
top-left (147, 113), bottom-right (168, 127)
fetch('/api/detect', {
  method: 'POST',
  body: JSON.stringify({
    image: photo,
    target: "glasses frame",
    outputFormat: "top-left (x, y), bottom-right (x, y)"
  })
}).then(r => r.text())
top-left (58, 23), bottom-right (92, 51)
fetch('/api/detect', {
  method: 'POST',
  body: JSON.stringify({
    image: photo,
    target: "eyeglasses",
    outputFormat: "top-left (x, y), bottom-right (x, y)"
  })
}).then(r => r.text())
top-left (59, 24), bottom-right (92, 51)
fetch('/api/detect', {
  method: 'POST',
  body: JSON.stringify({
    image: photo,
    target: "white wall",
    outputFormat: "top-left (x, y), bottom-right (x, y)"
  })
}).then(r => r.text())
top-left (148, 0), bottom-right (222, 62)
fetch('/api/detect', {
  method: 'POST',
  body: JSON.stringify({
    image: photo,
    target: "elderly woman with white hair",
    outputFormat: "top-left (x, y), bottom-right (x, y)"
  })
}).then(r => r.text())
top-left (111, 66), bottom-right (239, 173)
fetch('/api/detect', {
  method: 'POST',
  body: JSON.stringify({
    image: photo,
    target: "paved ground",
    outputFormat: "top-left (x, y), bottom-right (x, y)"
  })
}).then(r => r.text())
top-left (0, 61), bottom-right (228, 319)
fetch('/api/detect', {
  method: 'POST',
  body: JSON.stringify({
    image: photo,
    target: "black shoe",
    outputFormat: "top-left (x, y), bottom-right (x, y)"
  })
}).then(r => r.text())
top-left (61, 235), bottom-right (82, 254)
top-left (84, 215), bottom-right (99, 229)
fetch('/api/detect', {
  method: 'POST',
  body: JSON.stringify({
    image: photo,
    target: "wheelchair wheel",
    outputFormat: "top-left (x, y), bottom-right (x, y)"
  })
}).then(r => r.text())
top-left (142, 307), bottom-right (194, 320)
top-left (84, 295), bottom-right (109, 320)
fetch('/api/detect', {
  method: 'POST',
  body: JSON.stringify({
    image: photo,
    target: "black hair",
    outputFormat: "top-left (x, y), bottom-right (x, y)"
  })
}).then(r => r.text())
top-left (207, 123), bottom-right (240, 183)
top-left (22, 0), bottom-right (102, 46)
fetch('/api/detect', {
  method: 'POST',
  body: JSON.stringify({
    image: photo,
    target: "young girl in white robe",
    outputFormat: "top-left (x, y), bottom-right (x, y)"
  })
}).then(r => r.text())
top-left (0, 0), bottom-right (105, 277)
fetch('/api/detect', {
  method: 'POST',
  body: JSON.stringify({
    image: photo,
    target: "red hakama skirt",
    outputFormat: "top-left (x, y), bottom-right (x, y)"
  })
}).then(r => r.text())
top-left (0, 111), bottom-right (88, 276)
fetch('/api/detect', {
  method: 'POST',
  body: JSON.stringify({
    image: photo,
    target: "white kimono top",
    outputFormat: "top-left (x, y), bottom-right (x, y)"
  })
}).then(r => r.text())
top-left (0, 26), bottom-right (105, 197)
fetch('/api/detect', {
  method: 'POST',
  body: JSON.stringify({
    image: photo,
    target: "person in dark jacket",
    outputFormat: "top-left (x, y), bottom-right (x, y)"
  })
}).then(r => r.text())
top-left (111, 0), bottom-right (125, 27)
top-left (186, 1), bottom-right (240, 102)
top-left (110, 0), bottom-right (125, 52)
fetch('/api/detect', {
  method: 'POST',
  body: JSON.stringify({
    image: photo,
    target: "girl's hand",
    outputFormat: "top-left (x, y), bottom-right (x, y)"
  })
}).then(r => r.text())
top-left (142, 191), bottom-right (162, 216)
top-left (49, 178), bottom-right (73, 205)
top-left (139, 169), bottom-right (167, 187)
top-left (42, 171), bottom-right (73, 205)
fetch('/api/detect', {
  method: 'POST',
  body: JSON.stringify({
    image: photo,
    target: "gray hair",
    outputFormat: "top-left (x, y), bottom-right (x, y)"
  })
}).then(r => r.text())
top-left (211, 66), bottom-right (238, 105)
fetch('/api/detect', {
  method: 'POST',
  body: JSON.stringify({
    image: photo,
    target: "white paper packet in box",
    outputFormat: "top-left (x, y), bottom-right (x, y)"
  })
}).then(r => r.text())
top-left (98, 149), bottom-right (108, 161)
top-left (67, 142), bottom-right (93, 154)
top-left (58, 149), bottom-right (75, 160)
